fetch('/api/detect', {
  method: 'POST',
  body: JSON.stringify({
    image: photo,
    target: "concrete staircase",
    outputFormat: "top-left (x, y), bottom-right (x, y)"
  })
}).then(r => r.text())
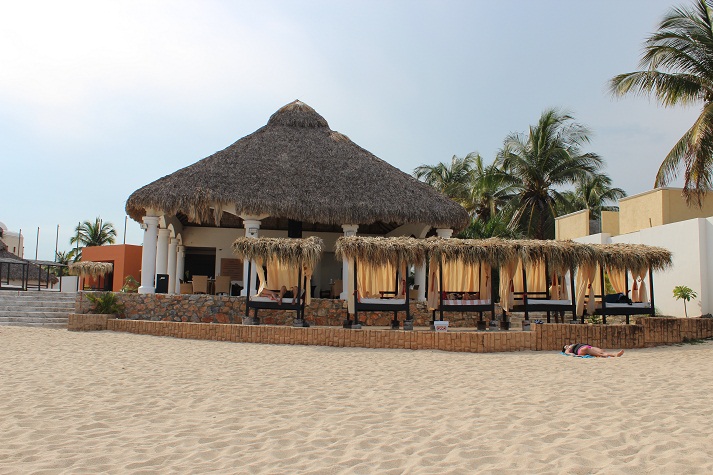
top-left (0, 292), bottom-right (76, 328)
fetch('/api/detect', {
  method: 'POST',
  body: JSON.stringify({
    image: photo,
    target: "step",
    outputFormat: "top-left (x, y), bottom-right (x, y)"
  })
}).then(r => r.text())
top-left (0, 310), bottom-right (72, 319)
top-left (0, 307), bottom-right (74, 313)
top-left (0, 321), bottom-right (67, 328)
top-left (0, 303), bottom-right (74, 311)
top-left (0, 316), bottom-right (68, 324)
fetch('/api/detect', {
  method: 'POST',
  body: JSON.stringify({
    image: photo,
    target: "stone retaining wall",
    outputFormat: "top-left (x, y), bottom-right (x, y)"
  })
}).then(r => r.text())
top-left (69, 313), bottom-right (713, 353)
top-left (76, 293), bottom-right (496, 327)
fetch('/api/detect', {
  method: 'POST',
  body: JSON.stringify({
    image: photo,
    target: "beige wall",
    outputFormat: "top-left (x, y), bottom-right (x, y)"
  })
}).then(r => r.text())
top-left (555, 209), bottom-right (589, 240)
top-left (601, 211), bottom-right (619, 236)
top-left (619, 188), bottom-right (713, 235)
top-left (664, 188), bottom-right (713, 223)
top-left (619, 189), bottom-right (664, 235)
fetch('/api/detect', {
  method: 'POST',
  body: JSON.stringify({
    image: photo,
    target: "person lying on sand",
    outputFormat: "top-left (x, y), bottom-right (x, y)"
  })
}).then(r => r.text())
top-left (563, 343), bottom-right (624, 358)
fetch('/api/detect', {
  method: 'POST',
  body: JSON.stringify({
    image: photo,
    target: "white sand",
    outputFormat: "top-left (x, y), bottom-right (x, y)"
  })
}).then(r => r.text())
top-left (1, 327), bottom-right (712, 475)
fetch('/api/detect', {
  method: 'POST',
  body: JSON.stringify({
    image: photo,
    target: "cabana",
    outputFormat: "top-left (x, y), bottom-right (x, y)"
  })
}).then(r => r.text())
top-left (335, 236), bottom-right (427, 330)
top-left (579, 243), bottom-right (672, 324)
top-left (232, 236), bottom-right (324, 327)
top-left (425, 237), bottom-right (512, 330)
top-left (502, 240), bottom-right (599, 325)
top-left (68, 261), bottom-right (114, 291)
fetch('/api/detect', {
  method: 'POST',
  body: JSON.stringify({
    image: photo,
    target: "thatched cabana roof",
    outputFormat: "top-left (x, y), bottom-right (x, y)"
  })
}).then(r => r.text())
top-left (126, 100), bottom-right (469, 232)
top-left (595, 244), bottom-right (673, 272)
top-left (335, 236), bottom-right (428, 266)
top-left (69, 261), bottom-right (114, 277)
top-left (424, 238), bottom-right (599, 271)
top-left (425, 237), bottom-right (517, 268)
top-left (0, 238), bottom-right (58, 284)
top-left (232, 236), bottom-right (324, 270)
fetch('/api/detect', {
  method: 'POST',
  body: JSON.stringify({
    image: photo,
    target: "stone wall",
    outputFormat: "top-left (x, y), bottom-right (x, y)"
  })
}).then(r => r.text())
top-left (69, 315), bottom-right (713, 354)
top-left (77, 293), bottom-right (497, 328)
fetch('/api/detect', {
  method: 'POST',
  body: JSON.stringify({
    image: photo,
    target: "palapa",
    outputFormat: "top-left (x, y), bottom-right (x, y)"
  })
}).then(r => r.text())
top-left (126, 100), bottom-right (469, 231)
top-left (68, 261), bottom-right (114, 277)
top-left (231, 236), bottom-right (324, 271)
top-left (335, 236), bottom-right (428, 266)
top-left (595, 243), bottom-right (672, 272)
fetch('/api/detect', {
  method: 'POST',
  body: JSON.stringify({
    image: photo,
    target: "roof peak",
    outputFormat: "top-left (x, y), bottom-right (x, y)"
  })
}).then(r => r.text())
top-left (267, 100), bottom-right (329, 128)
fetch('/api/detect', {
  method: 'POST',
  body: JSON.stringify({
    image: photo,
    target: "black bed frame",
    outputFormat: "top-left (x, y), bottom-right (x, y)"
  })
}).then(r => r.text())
top-left (432, 260), bottom-right (495, 331)
top-left (508, 259), bottom-right (577, 324)
top-left (347, 259), bottom-right (410, 330)
top-left (244, 260), bottom-right (309, 327)
top-left (588, 266), bottom-right (655, 324)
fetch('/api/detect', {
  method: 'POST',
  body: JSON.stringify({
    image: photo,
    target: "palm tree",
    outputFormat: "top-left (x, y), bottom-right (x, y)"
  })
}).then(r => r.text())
top-left (457, 211), bottom-right (522, 239)
top-left (571, 173), bottom-right (627, 219)
top-left (414, 153), bottom-right (479, 210)
top-left (496, 108), bottom-right (603, 239)
top-left (468, 156), bottom-right (518, 221)
top-left (54, 249), bottom-right (80, 276)
top-left (610, 0), bottom-right (713, 205)
top-left (70, 217), bottom-right (117, 248)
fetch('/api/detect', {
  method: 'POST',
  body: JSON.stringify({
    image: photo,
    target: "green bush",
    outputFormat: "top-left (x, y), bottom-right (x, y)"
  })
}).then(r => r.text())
top-left (86, 292), bottom-right (124, 315)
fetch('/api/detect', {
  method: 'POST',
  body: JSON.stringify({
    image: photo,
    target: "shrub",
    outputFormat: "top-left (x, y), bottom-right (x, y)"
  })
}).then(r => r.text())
top-left (86, 292), bottom-right (124, 315)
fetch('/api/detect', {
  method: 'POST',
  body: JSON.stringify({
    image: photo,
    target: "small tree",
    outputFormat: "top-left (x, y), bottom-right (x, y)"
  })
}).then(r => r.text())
top-left (672, 285), bottom-right (697, 317)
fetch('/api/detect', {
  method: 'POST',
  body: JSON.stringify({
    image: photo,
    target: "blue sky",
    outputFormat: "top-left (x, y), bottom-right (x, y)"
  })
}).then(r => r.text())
top-left (0, 0), bottom-right (700, 260)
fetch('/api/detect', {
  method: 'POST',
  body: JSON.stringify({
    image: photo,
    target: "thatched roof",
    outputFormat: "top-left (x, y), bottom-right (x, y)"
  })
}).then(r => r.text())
top-left (232, 236), bottom-right (324, 270)
top-left (126, 100), bottom-right (469, 231)
top-left (425, 237), bottom-right (517, 267)
top-left (335, 236), bottom-right (428, 266)
top-left (595, 244), bottom-right (673, 272)
top-left (69, 261), bottom-right (114, 277)
top-left (0, 238), bottom-right (58, 284)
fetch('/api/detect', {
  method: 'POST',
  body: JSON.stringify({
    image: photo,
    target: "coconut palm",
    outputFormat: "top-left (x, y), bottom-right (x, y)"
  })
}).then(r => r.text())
top-left (571, 173), bottom-right (627, 219)
top-left (414, 153), bottom-right (479, 211)
top-left (496, 108), bottom-right (603, 239)
top-left (468, 156), bottom-right (518, 221)
top-left (457, 212), bottom-right (522, 239)
top-left (610, 0), bottom-right (713, 205)
top-left (70, 218), bottom-right (117, 248)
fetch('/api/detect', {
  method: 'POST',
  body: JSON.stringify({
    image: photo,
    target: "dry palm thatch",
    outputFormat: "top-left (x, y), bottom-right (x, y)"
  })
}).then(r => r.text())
top-left (68, 261), bottom-right (114, 277)
top-left (0, 239), bottom-right (58, 284)
top-left (510, 239), bottom-right (601, 272)
top-left (232, 236), bottom-right (324, 270)
top-left (596, 243), bottom-right (672, 272)
top-left (126, 100), bottom-right (469, 231)
top-left (424, 237), bottom-right (518, 268)
top-left (335, 236), bottom-right (428, 266)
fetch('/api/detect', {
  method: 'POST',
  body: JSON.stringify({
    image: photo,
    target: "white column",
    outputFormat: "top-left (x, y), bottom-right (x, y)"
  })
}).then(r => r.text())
top-left (166, 237), bottom-right (178, 294)
top-left (241, 218), bottom-right (261, 296)
top-left (138, 215), bottom-right (160, 294)
top-left (175, 245), bottom-right (185, 294)
top-left (340, 224), bottom-right (359, 300)
top-left (415, 264), bottom-right (426, 301)
top-left (436, 228), bottom-right (453, 239)
top-left (156, 227), bottom-right (170, 276)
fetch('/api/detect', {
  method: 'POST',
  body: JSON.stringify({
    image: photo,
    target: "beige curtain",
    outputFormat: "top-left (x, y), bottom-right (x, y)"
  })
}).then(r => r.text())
top-left (512, 260), bottom-right (547, 294)
top-left (479, 264), bottom-right (491, 301)
top-left (576, 264), bottom-right (597, 317)
top-left (426, 258), bottom-right (482, 311)
top-left (347, 258), bottom-right (355, 314)
top-left (499, 260), bottom-right (518, 311)
top-left (606, 267), bottom-right (626, 296)
top-left (632, 268), bottom-right (649, 303)
top-left (258, 258), bottom-right (314, 305)
top-left (356, 259), bottom-right (397, 298)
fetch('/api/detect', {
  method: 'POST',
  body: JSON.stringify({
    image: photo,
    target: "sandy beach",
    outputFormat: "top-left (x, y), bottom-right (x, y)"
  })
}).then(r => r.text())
top-left (1, 327), bottom-right (711, 474)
